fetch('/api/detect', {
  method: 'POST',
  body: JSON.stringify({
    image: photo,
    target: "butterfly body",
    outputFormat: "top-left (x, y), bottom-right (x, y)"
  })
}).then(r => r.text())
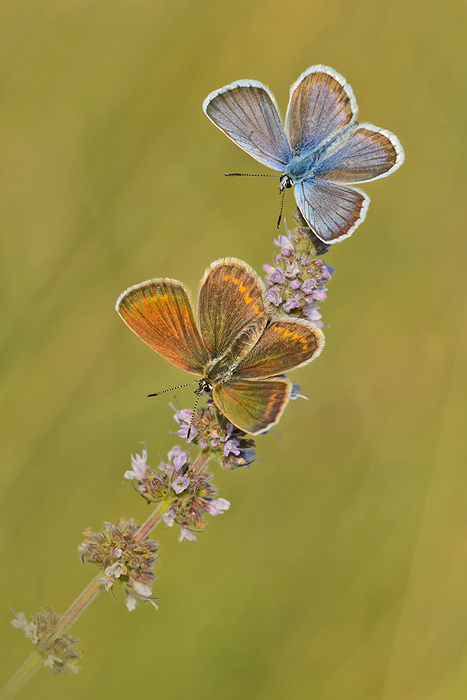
top-left (117, 258), bottom-right (324, 434)
top-left (282, 154), bottom-right (317, 184)
top-left (203, 319), bottom-right (264, 384)
top-left (203, 65), bottom-right (404, 243)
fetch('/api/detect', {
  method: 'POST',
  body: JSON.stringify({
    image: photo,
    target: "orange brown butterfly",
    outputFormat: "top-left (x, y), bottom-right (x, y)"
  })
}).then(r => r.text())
top-left (116, 258), bottom-right (324, 434)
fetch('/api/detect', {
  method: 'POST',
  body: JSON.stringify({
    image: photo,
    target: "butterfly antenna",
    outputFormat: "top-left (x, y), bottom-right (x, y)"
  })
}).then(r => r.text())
top-left (147, 381), bottom-right (198, 398)
top-left (225, 173), bottom-right (278, 177)
top-left (186, 392), bottom-right (203, 440)
top-left (277, 188), bottom-right (286, 228)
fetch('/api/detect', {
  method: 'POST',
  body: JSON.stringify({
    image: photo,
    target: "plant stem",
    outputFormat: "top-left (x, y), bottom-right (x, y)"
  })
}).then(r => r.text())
top-left (0, 652), bottom-right (42, 700)
top-left (54, 576), bottom-right (102, 637)
top-left (1, 503), bottom-right (163, 699)
top-left (134, 506), bottom-right (163, 543)
top-left (190, 450), bottom-right (210, 474)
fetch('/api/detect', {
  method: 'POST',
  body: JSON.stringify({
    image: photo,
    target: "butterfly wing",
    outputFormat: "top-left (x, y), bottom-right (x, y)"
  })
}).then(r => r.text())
top-left (116, 279), bottom-right (208, 374)
top-left (285, 65), bottom-right (358, 155)
top-left (213, 377), bottom-right (292, 434)
top-left (198, 258), bottom-right (268, 363)
top-left (315, 124), bottom-right (404, 183)
top-left (294, 178), bottom-right (370, 244)
top-left (235, 319), bottom-right (325, 379)
top-left (203, 80), bottom-right (291, 171)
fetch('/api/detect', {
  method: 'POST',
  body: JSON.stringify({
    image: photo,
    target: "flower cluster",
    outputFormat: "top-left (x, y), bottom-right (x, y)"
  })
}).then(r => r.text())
top-left (79, 518), bottom-right (159, 611)
top-left (124, 447), bottom-right (230, 542)
top-left (264, 209), bottom-right (334, 327)
top-left (11, 608), bottom-right (82, 675)
top-left (173, 402), bottom-right (256, 469)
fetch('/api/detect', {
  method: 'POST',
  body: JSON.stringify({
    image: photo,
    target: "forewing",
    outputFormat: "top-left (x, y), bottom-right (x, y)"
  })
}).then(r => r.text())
top-left (235, 319), bottom-right (324, 379)
top-left (203, 80), bottom-right (291, 171)
top-left (198, 258), bottom-right (268, 361)
top-left (116, 279), bottom-right (208, 375)
top-left (315, 124), bottom-right (405, 183)
top-left (285, 65), bottom-right (358, 155)
top-left (295, 179), bottom-right (370, 244)
top-left (213, 378), bottom-right (292, 435)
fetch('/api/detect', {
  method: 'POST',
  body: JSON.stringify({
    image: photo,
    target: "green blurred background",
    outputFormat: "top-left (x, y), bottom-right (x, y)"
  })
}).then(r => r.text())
top-left (1, 0), bottom-right (467, 698)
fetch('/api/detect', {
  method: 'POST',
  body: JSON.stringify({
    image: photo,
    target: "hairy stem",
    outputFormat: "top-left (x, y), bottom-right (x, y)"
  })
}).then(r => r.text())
top-left (0, 652), bottom-right (42, 700)
top-left (190, 450), bottom-right (210, 475)
top-left (1, 503), bottom-right (164, 699)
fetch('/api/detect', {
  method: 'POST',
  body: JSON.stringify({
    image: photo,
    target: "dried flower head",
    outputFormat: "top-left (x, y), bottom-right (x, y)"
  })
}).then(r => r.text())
top-left (11, 608), bottom-right (82, 674)
top-left (264, 208), bottom-right (334, 327)
top-left (173, 402), bottom-right (256, 469)
top-left (79, 518), bottom-right (159, 610)
top-left (124, 447), bottom-right (230, 541)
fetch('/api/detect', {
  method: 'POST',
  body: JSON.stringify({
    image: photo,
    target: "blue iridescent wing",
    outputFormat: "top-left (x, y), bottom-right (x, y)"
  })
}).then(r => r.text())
top-left (203, 80), bottom-right (291, 171)
top-left (294, 179), bottom-right (370, 244)
top-left (315, 124), bottom-right (405, 183)
top-left (285, 65), bottom-right (358, 155)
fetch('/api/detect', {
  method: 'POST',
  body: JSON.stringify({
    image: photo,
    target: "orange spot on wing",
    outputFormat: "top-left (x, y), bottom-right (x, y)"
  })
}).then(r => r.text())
top-left (239, 283), bottom-right (246, 293)
top-left (244, 293), bottom-right (254, 304)
top-left (283, 329), bottom-right (294, 338)
top-left (232, 277), bottom-right (239, 285)
top-left (273, 326), bottom-right (283, 332)
top-left (299, 338), bottom-right (307, 344)
top-left (223, 275), bottom-right (230, 281)
top-left (253, 304), bottom-right (259, 314)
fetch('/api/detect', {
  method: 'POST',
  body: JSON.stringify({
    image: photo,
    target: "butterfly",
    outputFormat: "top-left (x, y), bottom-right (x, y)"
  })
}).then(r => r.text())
top-left (203, 64), bottom-right (404, 244)
top-left (116, 258), bottom-right (324, 434)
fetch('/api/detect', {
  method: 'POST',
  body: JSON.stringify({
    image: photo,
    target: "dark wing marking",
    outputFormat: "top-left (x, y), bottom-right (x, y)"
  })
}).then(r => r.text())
top-left (235, 318), bottom-right (324, 378)
top-left (213, 377), bottom-right (292, 434)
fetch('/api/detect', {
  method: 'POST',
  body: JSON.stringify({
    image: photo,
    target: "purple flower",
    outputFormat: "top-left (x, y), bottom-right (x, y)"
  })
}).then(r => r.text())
top-left (263, 209), bottom-right (334, 325)
top-left (290, 384), bottom-right (309, 401)
top-left (283, 297), bottom-right (301, 313)
top-left (173, 409), bottom-right (198, 441)
top-left (303, 306), bottom-right (322, 323)
top-left (172, 475), bottom-right (189, 494)
top-left (179, 528), bottom-right (197, 542)
top-left (124, 449), bottom-right (148, 481)
top-left (264, 266), bottom-right (286, 284)
top-left (168, 445), bottom-right (189, 471)
top-left (223, 439), bottom-right (241, 457)
top-left (285, 261), bottom-right (300, 278)
top-left (80, 518), bottom-right (159, 610)
top-left (172, 405), bottom-right (257, 470)
top-left (274, 234), bottom-right (294, 252)
top-left (205, 498), bottom-right (231, 516)
top-left (163, 507), bottom-right (176, 527)
top-left (301, 278), bottom-right (317, 294)
top-left (173, 409), bottom-right (192, 425)
top-left (267, 287), bottom-right (283, 307)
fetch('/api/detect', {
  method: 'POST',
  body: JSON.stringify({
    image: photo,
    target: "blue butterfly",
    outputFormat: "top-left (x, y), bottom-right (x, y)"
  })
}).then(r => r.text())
top-left (203, 65), bottom-right (404, 244)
